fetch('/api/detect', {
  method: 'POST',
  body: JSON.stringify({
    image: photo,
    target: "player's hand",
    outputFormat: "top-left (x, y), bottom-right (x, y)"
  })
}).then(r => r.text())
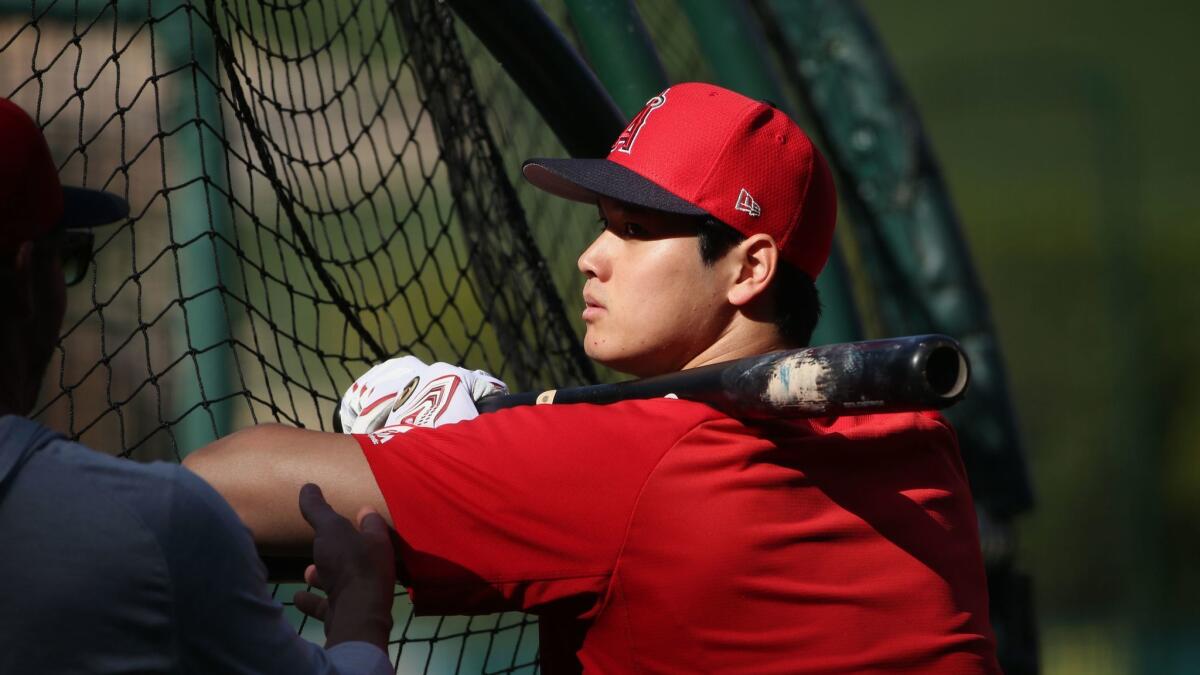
top-left (293, 483), bottom-right (396, 649)
top-left (338, 356), bottom-right (507, 434)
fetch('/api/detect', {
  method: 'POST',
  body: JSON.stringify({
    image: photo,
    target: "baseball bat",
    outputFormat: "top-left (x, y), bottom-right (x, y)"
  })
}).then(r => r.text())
top-left (329, 334), bottom-right (968, 434)
top-left (473, 333), bottom-right (968, 418)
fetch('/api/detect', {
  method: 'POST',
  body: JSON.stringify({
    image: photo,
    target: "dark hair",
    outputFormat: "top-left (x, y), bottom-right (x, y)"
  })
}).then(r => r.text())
top-left (697, 217), bottom-right (821, 347)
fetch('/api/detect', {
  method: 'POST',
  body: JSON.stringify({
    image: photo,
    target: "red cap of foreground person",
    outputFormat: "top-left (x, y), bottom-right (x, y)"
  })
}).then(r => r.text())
top-left (0, 97), bottom-right (128, 250)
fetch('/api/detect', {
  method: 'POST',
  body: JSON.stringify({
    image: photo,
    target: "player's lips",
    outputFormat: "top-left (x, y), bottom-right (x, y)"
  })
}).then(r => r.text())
top-left (582, 291), bottom-right (605, 321)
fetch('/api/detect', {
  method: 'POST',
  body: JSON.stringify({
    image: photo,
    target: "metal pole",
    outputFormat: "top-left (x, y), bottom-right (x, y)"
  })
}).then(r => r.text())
top-left (158, 2), bottom-right (237, 454)
top-left (447, 0), bottom-right (625, 157)
top-left (0, 0), bottom-right (126, 17)
top-left (561, 0), bottom-right (668, 117)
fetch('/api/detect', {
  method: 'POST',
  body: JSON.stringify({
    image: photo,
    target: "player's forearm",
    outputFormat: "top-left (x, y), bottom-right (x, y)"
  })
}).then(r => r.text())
top-left (182, 424), bottom-right (310, 553)
top-left (183, 424), bottom-right (387, 554)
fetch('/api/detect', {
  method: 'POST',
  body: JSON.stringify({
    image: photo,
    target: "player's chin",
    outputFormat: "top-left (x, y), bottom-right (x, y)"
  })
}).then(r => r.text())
top-left (584, 334), bottom-right (629, 372)
top-left (585, 343), bottom-right (665, 378)
top-left (582, 331), bottom-right (608, 362)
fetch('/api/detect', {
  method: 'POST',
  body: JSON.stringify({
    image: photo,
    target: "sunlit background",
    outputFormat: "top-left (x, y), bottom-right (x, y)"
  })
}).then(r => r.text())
top-left (865, 1), bottom-right (1200, 671)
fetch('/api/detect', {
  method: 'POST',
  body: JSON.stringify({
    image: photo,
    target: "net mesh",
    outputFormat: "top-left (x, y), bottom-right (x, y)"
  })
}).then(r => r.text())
top-left (0, 0), bottom-right (606, 671)
top-left (460, 5), bottom-right (606, 361)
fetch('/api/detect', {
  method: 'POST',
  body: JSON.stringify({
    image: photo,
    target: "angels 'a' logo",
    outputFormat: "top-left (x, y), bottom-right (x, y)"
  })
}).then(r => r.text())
top-left (611, 89), bottom-right (669, 155)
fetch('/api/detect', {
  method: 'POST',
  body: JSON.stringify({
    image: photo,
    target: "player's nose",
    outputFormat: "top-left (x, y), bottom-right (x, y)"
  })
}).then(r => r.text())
top-left (577, 231), bottom-right (611, 281)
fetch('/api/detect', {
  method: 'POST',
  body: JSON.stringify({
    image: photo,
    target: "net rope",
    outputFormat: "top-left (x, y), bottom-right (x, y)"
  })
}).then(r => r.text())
top-left (0, 0), bottom-right (605, 671)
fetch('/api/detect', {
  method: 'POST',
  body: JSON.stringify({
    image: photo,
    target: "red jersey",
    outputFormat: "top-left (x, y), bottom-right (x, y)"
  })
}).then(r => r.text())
top-left (356, 398), bottom-right (999, 674)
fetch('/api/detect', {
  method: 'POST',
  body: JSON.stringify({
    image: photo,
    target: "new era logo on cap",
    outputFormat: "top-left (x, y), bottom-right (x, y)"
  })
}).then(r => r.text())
top-left (734, 188), bottom-right (761, 217)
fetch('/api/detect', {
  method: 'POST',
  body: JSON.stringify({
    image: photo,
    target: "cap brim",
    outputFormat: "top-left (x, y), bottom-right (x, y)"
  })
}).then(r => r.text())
top-left (521, 158), bottom-right (708, 217)
top-left (58, 186), bottom-right (129, 229)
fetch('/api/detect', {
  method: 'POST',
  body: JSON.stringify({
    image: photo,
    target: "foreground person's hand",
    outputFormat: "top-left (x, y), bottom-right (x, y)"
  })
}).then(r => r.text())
top-left (293, 483), bottom-right (396, 649)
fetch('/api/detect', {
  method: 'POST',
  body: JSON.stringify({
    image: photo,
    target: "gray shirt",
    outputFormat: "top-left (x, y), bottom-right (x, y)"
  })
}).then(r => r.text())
top-left (0, 415), bottom-right (393, 675)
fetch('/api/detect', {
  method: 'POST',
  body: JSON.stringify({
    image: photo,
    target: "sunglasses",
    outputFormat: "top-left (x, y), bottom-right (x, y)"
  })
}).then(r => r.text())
top-left (36, 228), bottom-right (95, 287)
top-left (59, 230), bottom-right (95, 286)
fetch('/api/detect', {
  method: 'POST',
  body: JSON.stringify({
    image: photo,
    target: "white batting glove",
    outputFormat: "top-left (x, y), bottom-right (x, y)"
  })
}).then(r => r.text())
top-left (339, 356), bottom-right (507, 435)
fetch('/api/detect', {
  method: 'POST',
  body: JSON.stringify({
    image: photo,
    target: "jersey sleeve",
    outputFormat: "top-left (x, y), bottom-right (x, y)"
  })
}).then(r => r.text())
top-left (355, 399), bottom-right (722, 618)
top-left (165, 467), bottom-right (393, 675)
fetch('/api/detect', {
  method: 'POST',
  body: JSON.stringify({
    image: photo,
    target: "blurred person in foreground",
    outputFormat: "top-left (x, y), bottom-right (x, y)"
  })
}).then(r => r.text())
top-left (0, 97), bottom-right (396, 674)
top-left (187, 83), bottom-right (1000, 673)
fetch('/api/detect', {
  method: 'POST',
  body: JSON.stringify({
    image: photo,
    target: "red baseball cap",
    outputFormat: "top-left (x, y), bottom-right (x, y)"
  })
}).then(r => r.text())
top-left (0, 97), bottom-right (129, 251)
top-left (522, 82), bottom-right (837, 279)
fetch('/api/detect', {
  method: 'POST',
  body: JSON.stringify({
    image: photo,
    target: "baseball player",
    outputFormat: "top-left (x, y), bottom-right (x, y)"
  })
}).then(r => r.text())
top-left (0, 97), bottom-right (397, 674)
top-left (187, 83), bottom-right (1001, 673)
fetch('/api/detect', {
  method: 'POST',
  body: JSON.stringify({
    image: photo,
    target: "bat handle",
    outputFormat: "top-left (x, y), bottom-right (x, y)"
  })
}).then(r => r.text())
top-left (474, 391), bottom-right (540, 413)
top-left (331, 406), bottom-right (343, 434)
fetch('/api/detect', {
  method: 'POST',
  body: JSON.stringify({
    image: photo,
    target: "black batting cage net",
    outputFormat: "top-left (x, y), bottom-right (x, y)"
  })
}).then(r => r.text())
top-left (1, 0), bottom-right (603, 671)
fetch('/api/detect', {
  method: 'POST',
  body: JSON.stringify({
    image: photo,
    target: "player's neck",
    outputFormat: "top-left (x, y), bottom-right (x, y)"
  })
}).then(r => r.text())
top-left (680, 322), bottom-right (792, 372)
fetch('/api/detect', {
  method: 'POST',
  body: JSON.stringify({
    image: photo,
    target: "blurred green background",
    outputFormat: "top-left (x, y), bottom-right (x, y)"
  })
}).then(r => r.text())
top-left (862, 1), bottom-right (1200, 671)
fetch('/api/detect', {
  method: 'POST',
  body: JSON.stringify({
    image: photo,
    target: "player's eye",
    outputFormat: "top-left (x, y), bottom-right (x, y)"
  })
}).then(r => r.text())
top-left (597, 217), bottom-right (646, 239)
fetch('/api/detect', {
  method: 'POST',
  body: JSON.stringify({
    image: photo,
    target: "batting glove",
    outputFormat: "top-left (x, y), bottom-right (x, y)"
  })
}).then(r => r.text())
top-left (338, 356), bottom-right (507, 435)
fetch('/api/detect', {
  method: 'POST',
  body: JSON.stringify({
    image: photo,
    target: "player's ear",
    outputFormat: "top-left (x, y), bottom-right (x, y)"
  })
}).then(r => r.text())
top-left (726, 233), bottom-right (779, 307)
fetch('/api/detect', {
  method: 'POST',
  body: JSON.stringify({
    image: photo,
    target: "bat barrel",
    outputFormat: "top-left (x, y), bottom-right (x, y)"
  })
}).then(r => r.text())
top-left (736, 333), bottom-right (970, 419)
top-left (923, 341), bottom-right (969, 400)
